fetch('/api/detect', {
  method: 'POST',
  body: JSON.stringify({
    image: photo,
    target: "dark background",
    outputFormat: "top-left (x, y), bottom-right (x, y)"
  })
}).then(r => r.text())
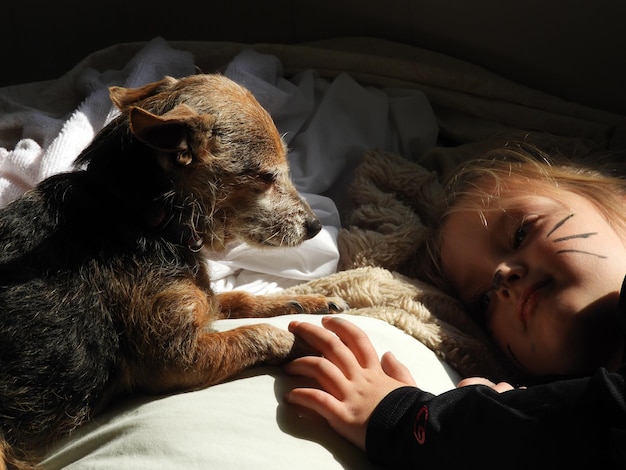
top-left (2, 0), bottom-right (625, 115)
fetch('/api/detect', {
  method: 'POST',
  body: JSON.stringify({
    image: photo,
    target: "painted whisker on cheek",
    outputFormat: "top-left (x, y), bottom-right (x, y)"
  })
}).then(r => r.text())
top-left (555, 249), bottom-right (607, 259)
top-left (553, 232), bottom-right (597, 242)
top-left (545, 213), bottom-right (574, 238)
top-left (547, 214), bottom-right (607, 259)
top-left (554, 233), bottom-right (607, 257)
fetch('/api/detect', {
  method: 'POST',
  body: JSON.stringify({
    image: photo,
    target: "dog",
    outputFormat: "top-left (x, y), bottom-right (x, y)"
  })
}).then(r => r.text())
top-left (0, 74), bottom-right (345, 469)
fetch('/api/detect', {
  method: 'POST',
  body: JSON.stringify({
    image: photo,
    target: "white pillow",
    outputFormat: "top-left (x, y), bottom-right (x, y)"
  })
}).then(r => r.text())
top-left (41, 314), bottom-right (460, 470)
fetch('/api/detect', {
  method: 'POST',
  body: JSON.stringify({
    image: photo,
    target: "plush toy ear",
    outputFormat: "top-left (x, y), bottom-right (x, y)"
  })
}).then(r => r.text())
top-left (128, 104), bottom-right (216, 165)
top-left (109, 76), bottom-right (178, 110)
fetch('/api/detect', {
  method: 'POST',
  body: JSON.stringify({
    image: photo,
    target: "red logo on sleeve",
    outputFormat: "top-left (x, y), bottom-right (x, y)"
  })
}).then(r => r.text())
top-left (413, 405), bottom-right (428, 445)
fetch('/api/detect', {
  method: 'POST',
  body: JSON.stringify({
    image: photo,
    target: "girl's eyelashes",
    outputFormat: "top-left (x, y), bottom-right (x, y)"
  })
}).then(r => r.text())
top-left (512, 224), bottom-right (528, 248)
top-left (511, 214), bottom-right (538, 249)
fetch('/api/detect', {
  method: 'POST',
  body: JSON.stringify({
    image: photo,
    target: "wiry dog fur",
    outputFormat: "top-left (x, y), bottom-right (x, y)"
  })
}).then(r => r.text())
top-left (0, 74), bottom-right (345, 469)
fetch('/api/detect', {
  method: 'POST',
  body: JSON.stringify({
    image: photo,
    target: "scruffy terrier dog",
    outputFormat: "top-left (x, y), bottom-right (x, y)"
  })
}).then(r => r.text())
top-left (0, 74), bottom-right (345, 469)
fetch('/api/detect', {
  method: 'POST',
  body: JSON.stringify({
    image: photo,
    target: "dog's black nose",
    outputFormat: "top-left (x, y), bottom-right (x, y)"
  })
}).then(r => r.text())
top-left (305, 218), bottom-right (323, 239)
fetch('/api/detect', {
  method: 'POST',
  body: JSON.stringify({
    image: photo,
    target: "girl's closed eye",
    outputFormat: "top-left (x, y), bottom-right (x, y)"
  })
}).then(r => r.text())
top-left (511, 214), bottom-right (538, 248)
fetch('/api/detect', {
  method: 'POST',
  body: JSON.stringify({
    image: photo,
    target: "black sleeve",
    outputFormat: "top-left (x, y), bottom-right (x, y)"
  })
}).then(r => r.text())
top-left (365, 367), bottom-right (626, 468)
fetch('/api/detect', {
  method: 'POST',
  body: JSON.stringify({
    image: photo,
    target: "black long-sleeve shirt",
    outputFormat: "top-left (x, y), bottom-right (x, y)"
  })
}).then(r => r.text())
top-left (366, 283), bottom-right (626, 468)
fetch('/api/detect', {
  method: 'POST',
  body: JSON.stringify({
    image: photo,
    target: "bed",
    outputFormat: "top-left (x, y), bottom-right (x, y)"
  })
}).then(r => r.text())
top-left (1, 31), bottom-right (624, 469)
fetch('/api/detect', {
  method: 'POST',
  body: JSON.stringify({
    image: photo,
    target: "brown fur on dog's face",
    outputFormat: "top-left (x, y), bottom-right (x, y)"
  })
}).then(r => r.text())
top-left (108, 75), bottom-right (321, 251)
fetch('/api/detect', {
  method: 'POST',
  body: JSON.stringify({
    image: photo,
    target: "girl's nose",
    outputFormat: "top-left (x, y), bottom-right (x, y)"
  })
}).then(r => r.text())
top-left (492, 262), bottom-right (526, 300)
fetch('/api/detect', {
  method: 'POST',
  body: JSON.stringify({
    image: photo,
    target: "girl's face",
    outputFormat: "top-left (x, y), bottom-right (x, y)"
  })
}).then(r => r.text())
top-left (440, 185), bottom-right (626, 376)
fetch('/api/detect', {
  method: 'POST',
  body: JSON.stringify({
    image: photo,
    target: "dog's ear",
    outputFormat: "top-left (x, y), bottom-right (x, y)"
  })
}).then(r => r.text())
top-left (129, 104), bottom-right (217, 165)
top-left (109, 76), bottom-right (178, 111)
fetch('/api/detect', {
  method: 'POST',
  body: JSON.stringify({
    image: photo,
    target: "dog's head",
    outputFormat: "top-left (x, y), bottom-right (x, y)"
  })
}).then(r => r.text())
top-left (81, 74), bottom-right (322, 251)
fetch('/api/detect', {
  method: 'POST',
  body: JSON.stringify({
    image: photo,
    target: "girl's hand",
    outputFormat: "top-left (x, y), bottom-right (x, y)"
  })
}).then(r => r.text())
top-left (283, 316), bottom-right (417, 450)
top-left (457, 377), bottom-right (516, 392)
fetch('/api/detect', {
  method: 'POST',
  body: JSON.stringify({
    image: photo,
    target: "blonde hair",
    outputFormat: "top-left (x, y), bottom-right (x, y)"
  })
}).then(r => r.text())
top-left (419, 142), bottom-right (626, 294)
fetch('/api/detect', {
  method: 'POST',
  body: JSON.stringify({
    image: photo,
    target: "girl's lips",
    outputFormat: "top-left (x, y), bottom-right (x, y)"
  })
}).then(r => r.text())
top-left (517, 280), bottom-right (550, 327)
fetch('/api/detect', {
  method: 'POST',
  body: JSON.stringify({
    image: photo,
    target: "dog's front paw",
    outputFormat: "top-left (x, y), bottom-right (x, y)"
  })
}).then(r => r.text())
top-left (216, 291), bottom-right (348, 319)
top-left (256, 325), bottom-right (315, 364)
top-left (287, 295), bottom-right (348, 315)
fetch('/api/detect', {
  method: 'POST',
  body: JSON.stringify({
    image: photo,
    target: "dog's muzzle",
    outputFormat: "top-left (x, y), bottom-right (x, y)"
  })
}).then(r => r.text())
top-left (305, 218), bottom-right (323, 240)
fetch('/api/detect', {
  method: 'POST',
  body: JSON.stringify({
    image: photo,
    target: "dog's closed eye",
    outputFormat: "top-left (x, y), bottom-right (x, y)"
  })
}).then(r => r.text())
top-left (257, 171), bottom-right (277, 185)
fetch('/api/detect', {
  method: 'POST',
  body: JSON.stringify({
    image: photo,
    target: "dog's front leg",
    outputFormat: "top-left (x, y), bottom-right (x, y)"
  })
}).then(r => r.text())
top-left (129, 284), bottom-right (344, 393)
top-left (144, 323), bottom-right (310, 392)
top-left (215, 290), bottom-right (347, 319)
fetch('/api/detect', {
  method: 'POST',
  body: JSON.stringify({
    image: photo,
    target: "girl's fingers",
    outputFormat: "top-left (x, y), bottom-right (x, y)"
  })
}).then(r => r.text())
top-left (457, 377), bottom-right (495, 388)
top-left (287, 320), bottom-right (339, 353)
top-left (457, 377), bottom-right (516, 393)
top-left (380, 351), bottom-right (416, 386)
top-left (287, 319), bottom-right (365, 374)
top-left (284, 355), bottom-right (349, 399)
top-left (284, 386), bottom-right (342, 420)
top-left (319, 316), bottom-right (381, 369)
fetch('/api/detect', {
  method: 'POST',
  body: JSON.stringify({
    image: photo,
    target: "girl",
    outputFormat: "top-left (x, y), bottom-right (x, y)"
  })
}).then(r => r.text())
top-left (284, 143), bottom-right (626, 467)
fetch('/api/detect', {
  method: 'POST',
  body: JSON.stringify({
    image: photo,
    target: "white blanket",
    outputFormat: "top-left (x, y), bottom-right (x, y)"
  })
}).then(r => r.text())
top-left (40, 314), bottom-right (459, 470)
top-left (0, 37), bottom-right (438, 295)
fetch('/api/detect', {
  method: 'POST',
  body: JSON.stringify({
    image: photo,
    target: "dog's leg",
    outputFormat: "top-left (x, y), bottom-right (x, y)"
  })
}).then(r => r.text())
top-left (148, 323), bottom-right (310, 391)
top-left (126, 282), bottom-right (344, 394)
top-left (215, 290), bottom-right (347, 319)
